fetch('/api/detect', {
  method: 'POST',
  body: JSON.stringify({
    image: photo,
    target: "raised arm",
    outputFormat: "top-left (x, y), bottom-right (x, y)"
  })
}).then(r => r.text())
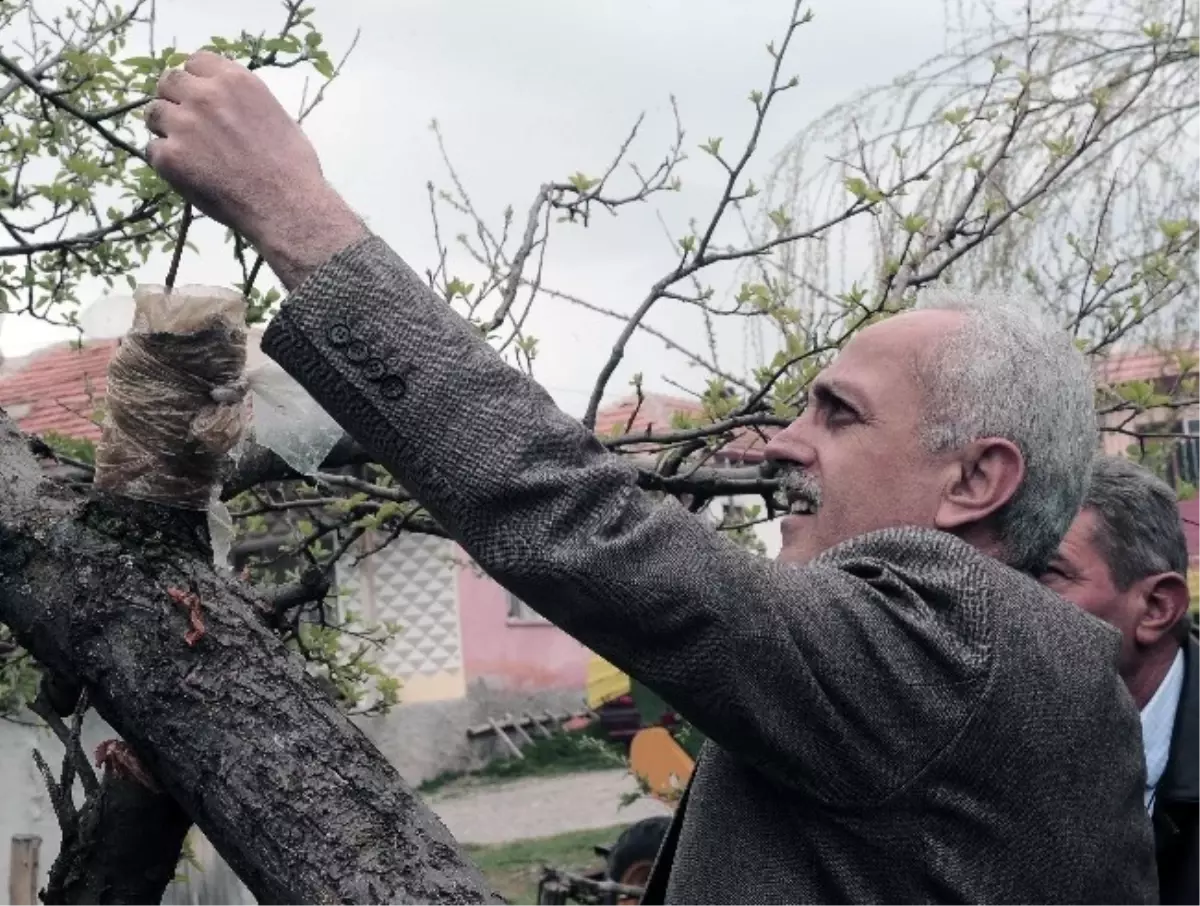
top-left (259, 233), bottom-right (992, 805)
top-left (145, 52), bottom-right (991, 807)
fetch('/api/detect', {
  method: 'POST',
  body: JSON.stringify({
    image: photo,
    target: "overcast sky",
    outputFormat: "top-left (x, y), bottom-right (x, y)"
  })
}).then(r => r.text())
top-left (1, 0), bottom-right (952, 415)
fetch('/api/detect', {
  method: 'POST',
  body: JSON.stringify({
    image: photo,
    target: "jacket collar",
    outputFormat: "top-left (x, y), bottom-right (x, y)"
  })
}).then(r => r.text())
top-left (1157, 633), bottom-right (1199, 805)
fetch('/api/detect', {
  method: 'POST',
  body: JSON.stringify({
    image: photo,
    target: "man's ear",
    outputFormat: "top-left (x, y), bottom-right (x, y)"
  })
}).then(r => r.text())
top-left (935, 438), bottom-right (1025, 531)
top-left (1132, 572), bottom-right (1191, 647)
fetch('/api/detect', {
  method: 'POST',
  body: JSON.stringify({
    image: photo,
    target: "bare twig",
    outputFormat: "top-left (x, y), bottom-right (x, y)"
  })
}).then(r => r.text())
top-left (163, 203), bottom-right (193, 290)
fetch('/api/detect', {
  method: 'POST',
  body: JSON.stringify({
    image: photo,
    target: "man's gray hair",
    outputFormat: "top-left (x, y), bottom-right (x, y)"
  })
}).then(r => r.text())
top-left (1083, 454), bottom-right (1189, 587)
top-left (913, 287), bottom-right (1098, 574)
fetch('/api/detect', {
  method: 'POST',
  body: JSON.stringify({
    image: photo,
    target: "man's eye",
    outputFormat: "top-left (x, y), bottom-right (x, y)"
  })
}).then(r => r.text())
top-left (825, 399), bottom-right (856, 424)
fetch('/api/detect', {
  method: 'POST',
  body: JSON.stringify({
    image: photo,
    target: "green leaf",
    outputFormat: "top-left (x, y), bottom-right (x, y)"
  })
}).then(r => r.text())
top-left (567, 171), bottom-right (599, 193)
top-left (1159, 218), bottom-right (1191, 241)
top-left (122, 56), bottom-right (158, 72)
top-left (1042, 135), bottom-right (1076, 158)
top-left (901, 213), bottom-right (928, 233)
top-left (843, 176), bottom-right (868, 199)
top-left (1142, 21), bottom-right (1167, 41)
top-left (767, 207), bottom-right (792, 231)
top-left (942, 106), bottom-right (970, 126)
top-left (445, 277), bottom-right (474, 299)
top-left (312, 55), bottom-right (335, 79)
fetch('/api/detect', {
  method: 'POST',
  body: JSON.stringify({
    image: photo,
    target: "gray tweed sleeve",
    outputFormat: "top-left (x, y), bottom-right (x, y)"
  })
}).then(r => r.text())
top-left (261, 234), bottom-right (993, 805)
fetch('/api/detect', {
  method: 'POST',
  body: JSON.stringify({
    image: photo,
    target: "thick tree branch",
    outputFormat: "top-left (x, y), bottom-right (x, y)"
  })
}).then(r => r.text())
top-left (220, 433), bottom-right (372, 499)
top-left (220, 430), bottom-right (783, 506)
top-left (28, 677), bottom-right (98, 796)
top-left (0, 197), bottom-right (169, 258)
top-left (0, 414), bottom-right (498, 904)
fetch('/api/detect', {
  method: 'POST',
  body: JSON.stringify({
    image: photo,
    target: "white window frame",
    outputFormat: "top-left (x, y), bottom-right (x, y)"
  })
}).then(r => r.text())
top-left (506, 591), bottom-right (549, 625)
top-left (1171, 416), bottom-right (1199, 488)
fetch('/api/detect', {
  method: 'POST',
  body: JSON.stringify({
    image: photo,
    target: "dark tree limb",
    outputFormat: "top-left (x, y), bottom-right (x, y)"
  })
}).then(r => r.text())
top-left (41, 765), bottom-right (191, 906)
top-left (31, 689), bottom-right (183, 906)
top-left (28, 680), bottom-right (98, 796)
top-left (260, 568), bottom-right (332, 630)
top-left (0, 415), bottom-right (498, 904)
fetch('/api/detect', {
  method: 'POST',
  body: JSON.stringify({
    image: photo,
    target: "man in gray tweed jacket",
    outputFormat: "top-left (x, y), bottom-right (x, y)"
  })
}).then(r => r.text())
top-left (144, 55), bottom-right (1157, 903)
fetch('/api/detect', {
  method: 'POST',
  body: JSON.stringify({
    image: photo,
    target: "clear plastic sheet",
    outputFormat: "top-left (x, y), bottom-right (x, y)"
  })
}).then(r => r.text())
top-left (244, 357), bottom-right (344, 478)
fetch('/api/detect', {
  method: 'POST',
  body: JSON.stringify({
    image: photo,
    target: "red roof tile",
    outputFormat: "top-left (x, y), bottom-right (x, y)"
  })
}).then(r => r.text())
top-left (1095, 346), bottom-right (1197, 384)
top-left (593, 393), bottom-right (704, 437)
top-left (0, 340), bottom-right (115, 441)
top-left (0, 338), bottom-right (1188, 464)
top-left (0, 339), bottom-right (778, 462)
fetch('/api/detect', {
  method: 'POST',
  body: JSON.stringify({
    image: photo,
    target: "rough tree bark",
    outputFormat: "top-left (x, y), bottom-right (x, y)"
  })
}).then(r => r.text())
top-left (42, 770), bottom-right (192, 904)
top-left (0, 413), bottom-right (498, 904)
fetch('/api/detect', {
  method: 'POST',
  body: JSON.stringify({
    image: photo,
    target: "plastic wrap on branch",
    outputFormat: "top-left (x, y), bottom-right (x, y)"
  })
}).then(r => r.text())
top-left (81, 290), bottom-right (345, 481)
top-left (90, 285), bottom-right (250, 510)
top-left (79, 286), bottom-right (346, 565)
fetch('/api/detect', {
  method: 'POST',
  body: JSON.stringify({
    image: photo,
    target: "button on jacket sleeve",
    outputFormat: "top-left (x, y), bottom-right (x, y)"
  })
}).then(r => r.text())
top-left (262, 234), bottom-right (1037, 806)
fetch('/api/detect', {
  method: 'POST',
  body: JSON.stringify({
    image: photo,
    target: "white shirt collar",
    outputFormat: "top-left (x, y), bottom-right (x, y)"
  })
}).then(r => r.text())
top-left (1140, 647), bottom-right (1186, 812)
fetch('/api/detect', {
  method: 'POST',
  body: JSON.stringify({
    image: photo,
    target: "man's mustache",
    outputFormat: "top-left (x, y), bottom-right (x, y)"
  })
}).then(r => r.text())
top-left (763, 463), bottom-right (821, 510)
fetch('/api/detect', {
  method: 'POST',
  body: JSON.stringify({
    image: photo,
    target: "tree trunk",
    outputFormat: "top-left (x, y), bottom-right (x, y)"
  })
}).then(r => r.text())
top-left (0, 417), bottom-right (498, 904)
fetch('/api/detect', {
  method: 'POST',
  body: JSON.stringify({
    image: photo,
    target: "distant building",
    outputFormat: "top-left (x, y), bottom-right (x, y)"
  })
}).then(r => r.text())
top-left (1093, 345), bottom-right (1199, 589)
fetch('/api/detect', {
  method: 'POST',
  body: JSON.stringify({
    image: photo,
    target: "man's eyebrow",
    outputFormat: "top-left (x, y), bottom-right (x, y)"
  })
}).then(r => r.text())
top-left (811, 378), bottom-right (867, 410)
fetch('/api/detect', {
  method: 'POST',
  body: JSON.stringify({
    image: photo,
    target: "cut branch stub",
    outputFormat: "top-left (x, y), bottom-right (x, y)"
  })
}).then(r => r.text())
top-left (39, 768), bottom-right (191, 906)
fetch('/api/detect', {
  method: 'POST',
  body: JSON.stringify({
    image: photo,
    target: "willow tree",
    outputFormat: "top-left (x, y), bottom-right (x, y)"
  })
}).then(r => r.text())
top-left (750, 0), bottom-right (1197, 455)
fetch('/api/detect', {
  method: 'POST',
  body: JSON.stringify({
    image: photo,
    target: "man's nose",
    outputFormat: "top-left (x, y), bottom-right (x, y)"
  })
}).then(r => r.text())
top-left (762, 418), bottom-right (815, 470)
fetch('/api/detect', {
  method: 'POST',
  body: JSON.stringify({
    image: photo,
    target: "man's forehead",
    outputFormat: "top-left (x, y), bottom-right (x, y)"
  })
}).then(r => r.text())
top-left (1057, 509), bottom-right (1104, 559)
top-left (850, 309), bottom-right (965, 354)
top-left (819, 311), bottom-right (961, 397)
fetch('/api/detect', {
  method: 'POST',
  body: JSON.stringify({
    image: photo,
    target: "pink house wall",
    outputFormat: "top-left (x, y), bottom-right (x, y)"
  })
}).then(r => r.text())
top-left (456, 555), bottom-right (591, 693)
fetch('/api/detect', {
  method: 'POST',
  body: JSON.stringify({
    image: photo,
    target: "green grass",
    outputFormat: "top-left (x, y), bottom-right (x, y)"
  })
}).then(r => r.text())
top-left (465, 824), bottom-right (626, 904)
top-left (418, 729), bottom-right (626, 796)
